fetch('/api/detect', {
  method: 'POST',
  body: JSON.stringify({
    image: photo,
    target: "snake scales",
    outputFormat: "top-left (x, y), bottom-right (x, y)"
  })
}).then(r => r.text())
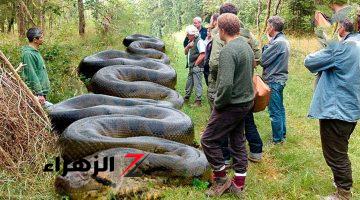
top-left (49, 34), bottom-right (209, 199)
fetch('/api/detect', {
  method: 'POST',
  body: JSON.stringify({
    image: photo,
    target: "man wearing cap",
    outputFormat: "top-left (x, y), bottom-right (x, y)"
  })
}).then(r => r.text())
top-left (20, 27), bottom-right (52, 107)
top-left (183, 17), bottom-right (207, 48)
top-left (184, 25), bottom-right (206, 107)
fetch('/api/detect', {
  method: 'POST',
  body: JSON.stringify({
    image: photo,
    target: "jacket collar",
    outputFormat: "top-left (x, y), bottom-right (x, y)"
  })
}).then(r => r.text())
top-left (271, 32), bottom-right (284, 43)
top-left (343, 33), bottom-right (353, 41)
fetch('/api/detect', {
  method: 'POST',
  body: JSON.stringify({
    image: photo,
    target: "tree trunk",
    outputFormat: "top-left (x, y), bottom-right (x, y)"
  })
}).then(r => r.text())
top-left (49, 13), bottom-right (53, 30)
top-left (263, 0), bottom-right (272, 33)
top-left (102, 15), bottom-right (111, 34)
top-left (17, 2), bottom-right (26, 38)
top-left (274, 0), bottom-right (282, 15)
top-left (20, 0), bottom-right (37, 27)
top-left (256, 0), bottom-right (262, 39)
top-left (0, 20), bottom-right (4, 33)
top-left (178, 12), bottom-right (183, 31)
top-left (7, 2), bottom-right (16, 33)
top-left (7, 18), bottom-right (15, 33)
top-left (38, 0), bottom-right (46, 30)
top-left (78, 0), bottom-right (85, 36)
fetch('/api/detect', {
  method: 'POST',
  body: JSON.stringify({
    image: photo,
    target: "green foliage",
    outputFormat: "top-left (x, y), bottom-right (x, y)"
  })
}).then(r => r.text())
top-left (237, 0), bottom-right (260, 27)
top-left (43, 42), bottom-right (84, 103)
top-left (44, 1), bottom-right (63, 17)
top-left (192, 178), bottom-right (210, 190)
top-left (202, 0), bottom-right (224, 15)
top-left (202, 0), bottom-right (260, 28)
top-left (85, 0), bottom-right (142, 35)
top-left (324, 0), bottom-right (348, 4)
top-left (136, 0), bottom-right (203, 37)
top-left (283, 0), bottom-right (316, 34)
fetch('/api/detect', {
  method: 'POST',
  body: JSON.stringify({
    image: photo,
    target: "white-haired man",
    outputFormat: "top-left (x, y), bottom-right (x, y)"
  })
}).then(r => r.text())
top-left (184, 25), bottom-right (206, 107)
top-left (183, 17), bottom-right (207, 47)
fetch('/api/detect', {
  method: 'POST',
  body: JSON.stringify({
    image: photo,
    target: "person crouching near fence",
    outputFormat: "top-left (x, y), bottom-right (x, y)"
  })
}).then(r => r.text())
top-left (304, 19), bottom-right (360, 200)
top-left (200, 13), bottom-right (255, 198)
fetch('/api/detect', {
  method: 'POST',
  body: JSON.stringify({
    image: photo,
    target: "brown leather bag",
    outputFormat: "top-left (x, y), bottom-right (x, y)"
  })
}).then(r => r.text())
top-left (252, 75), bottom-right (271, 112)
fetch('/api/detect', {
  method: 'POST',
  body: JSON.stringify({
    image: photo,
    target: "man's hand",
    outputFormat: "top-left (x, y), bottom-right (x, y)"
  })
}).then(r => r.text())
top-left (314, 11), bottom-right (331, 28)
top-left (184, 41), bottom-right (195, 55)
top-left (186, 41), bottom-right (194, 49)
top-left (37, 95), bottom-right (46, 105)
top-left (266, 34), bottom-right (272, 42)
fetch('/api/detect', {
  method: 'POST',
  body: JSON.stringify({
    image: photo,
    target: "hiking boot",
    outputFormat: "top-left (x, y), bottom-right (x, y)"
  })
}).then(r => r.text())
top-left (248, 152), bottom-right (262, 163)
top-left (228, 181), bottom-right (245, 199)
top-left (205, 176), bottom-right (232, 197)
top-left (320, 187), bottom-right (352, 200)
top-left (193, 100), bottom-right (202, 107)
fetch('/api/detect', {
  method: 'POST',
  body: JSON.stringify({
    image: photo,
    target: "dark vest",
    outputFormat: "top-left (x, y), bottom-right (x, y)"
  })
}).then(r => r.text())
top-left (188, 36), bottom-right (201, 68)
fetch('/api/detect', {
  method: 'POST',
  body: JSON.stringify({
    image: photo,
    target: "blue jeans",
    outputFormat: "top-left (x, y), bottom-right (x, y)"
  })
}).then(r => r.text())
top-left (221, 112), bottom-right (263, 161)
top-left (245, 112), bottom-right (263, 154)
top-left (268, 82), bottom-right (287, 143)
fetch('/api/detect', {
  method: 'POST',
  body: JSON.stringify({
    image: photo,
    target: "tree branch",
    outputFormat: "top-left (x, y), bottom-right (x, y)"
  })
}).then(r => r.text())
top-left (20, 0), bottom-right (37, 27)
top-left (263, 0), bottom-right (272, 33)
top-left (274, 0), bottom-right (282, 15)
top-left (0, 51), bottom-right (50, 125)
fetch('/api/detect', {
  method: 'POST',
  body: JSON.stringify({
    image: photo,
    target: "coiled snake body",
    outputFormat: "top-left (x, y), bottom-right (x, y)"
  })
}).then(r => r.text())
top-left (50, 34), bottom-right (209, 199)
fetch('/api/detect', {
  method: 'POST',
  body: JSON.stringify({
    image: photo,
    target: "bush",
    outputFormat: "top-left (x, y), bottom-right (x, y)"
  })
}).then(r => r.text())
top-left (284, 0), bottom-right (316, 34)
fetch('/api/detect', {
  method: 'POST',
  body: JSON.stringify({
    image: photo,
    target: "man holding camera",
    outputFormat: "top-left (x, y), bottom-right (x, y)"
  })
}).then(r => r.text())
top-left (305, 19), bottom-right (360, 200)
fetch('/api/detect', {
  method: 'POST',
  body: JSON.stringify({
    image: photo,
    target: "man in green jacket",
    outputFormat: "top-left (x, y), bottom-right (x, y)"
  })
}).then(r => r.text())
top-left (20, 27), bottom-right (51, 107)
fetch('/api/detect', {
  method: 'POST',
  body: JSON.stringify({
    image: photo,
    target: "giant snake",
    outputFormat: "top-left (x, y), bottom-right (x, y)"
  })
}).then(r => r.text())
top-left (49, 34), bottom-right (209, 199)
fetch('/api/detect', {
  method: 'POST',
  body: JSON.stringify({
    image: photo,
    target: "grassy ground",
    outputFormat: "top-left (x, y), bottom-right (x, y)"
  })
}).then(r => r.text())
top-left (1, 31), bottom-right (359, 199)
